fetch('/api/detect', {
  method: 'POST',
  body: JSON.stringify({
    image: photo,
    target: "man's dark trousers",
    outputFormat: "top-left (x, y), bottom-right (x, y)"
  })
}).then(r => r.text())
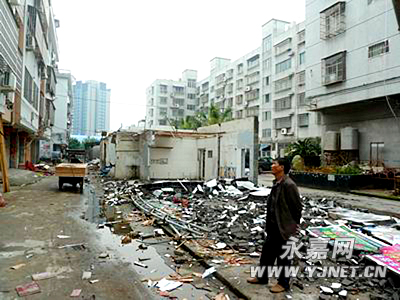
top-left (258, 223), bottom-right (291, 288)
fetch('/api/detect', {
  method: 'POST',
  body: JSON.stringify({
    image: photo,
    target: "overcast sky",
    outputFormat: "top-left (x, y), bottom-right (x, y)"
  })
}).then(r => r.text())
top-left (52, 0), bottom-right (305, 131)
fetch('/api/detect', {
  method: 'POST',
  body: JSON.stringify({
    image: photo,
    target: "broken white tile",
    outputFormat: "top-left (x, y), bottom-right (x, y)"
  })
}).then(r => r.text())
top-left (202, 266), bottom-right (216, 278)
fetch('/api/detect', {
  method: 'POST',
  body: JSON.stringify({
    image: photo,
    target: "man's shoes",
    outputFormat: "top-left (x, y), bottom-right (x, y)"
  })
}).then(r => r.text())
top-left (247, 277), bottom-right (268, 284)
top-left (270, 283), bottom-right (286, 293)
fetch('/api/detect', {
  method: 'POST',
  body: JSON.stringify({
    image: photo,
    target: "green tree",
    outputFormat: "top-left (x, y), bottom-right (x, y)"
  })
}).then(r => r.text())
top-left (83, 137), bottom-right (97, 150)
top-left (68, 138), bottom-right (82, 149)
top-left (207, 104), bottom-right (232, 125)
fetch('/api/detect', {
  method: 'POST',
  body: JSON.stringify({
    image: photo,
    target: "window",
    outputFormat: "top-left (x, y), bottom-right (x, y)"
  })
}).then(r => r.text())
top-left (316, 112), bottom-right (322, 125)
top-left (263, 111), bottom-right (271, 121)
top-left (275, 116), bottom-right (292, 129)
top-left (226, 83), bottom-right (234, 93)
top-left (275, 96), bottom-right (292, 111)
top-left (159, 119), bottom-right (167, 126)
top-left (322, 51), bottom-right (346, 85)
top-left (236, 110), bottom-right (243, 119)
top-left (173, 86), bottom-right (184, 95)
top-left (208, 150), bottom-right (213, 158)
top-left (274, 76), bottom-right (292, 93)
top-left (216, 73), bottom-right (225, 85)
top-left (151, 86), bottom-right (154, 95)
top-left (237, 63), bottom-right (243, 74)
top-left (247, 55), bottom-right (260, 70)
top-left (246, 71), bottom-right (260, 85)
top-left (263, 35), bottom-right (272, 53)
top-left (236, 79), bottom-right (243, 90)
top-left (320, 2), bottom-right (346, 39)
top-left (159, 108), bottom-right (167, 116)
top-left (263, 76), bottom-right (270, 87)
top-left (299, 52), bottom-right (305, 65)
top-left (297, 30), bottom-right (305, 44)
top-left (275, 38), bottom-right (292, 55)
top-left (187, 79), bottom-right (196, 88)
top-left (201, 82), bottom-right (209, 92)
top-left (210, 86), bottom-right (215, 92)
top-left (236, 95), bottom-right (243, 105)
top-left (297, 71), bottom-right (305, 86)
top-left (262, 128), bottom-right (272, 138)
top-left (264, 94), bottom-right (270, 103)
top-left (263, 58), bottom-right (271, 71)
top-left (23, 68), bottom-right (39, 109)
top-left (297, 93), bottom-right (306, 106)
top-left (149, 108), bottom-right (154, 117)
top-left (187, 93), bottom-right (196, 99)
top-left (275, 58), bottom-right (292, 74)
top-left (159, 84), bottom-right (168, 93)
top-left (246, 106), bottom-right (259, 117)
top-left (368, 40), bottom-right (389, 58)
top-left (187, 104), bottom-right (196, 111)
top-left (245, 89), bottom-right (260, 101)
top-left (159, 97), bottom-right (167, 104)
top-left (298, 113), bottom-right (309, 127)
top-left (226, 69), bottom-right (234, 79)
top-left (173, 98), bottom-right (184, 107)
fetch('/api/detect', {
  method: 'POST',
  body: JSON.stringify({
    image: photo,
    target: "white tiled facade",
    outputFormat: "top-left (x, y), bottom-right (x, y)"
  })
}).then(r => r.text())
top-left (146, 70), bottom-right (198, 128)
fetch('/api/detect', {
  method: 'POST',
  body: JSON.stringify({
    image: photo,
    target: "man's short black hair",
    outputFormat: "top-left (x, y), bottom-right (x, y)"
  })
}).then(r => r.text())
top-left (274, 157), bottom-right (291, 174)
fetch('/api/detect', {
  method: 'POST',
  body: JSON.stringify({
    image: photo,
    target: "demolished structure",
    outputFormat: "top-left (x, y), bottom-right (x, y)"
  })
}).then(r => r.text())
top-left (100, 117), bottom-right (259, 183)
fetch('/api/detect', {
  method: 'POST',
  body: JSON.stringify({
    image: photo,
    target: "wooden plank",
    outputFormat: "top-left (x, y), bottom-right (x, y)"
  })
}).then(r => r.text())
top-left (55, 163), bottom-right (87, 177)
top-left (0, 115), bottom-right (10, 192)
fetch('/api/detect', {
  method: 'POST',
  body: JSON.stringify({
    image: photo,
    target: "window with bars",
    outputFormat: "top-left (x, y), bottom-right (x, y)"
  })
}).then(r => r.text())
top-left (246, 71), bottom-right (260, 85)
top-left (187, 79), bottom-right (196, 88)
top-left (172, 98), bottom-right (185, 107)
top-left (275, 38), bottom-right (292, 55)
top-left (236, 110), bottom-right (243, 119)
top-left (297, 71), bottom-right (305, 86)
top-left (226, 83), bottom-right (234, 93)
top-left (246, 106), bottom-right (259, 117)
top-left (322, 51), bottom-right (346, 85)
top-left (263, 111), bottom-right (271, 121)
top-left (263, 35), bottom-right (272, 54)
top-left (173, 86), bottom-right (185, 95)
top-left (275, 96), bottom-right (292, 111)
top-left (236, 95), bottom-right (243, 105)
top-left (226, 69), bottom-right (234, 79)
top-left (298, 113), bottom-right (309, 127)
top-left (245, 89), bottom-right (260, 101)
top-left (297, 30), bottom-right (305, 43)
top-left (263, 58), bottom-right (271, 71)
top-left (159, 108), bottom-right (167, 116)
top-left (297, 93), bottom-right (306, 106)
top-left (159, 84), bottom-right (168, 93)
top-left (276, 58), bottom-right (292, 74)
top-left (247, 55), bottom-right (260, 70)
top-left (274, 76), bottom-right (292, 93)
top-left (320, 2), bottom-right (346, 39)
top-left (262, 128), bottom-right (272, 138)
top-left (149, 109), bottom-right (154, 117)
top-left (187, 104), bottom-right (196, 111)
top-left (263, 76), bottom-right (270, 87)
top-left (236, 79), bottom-right (244, 90)
top-left (201, 82), bottom-right (209, 92)
top-left (237, 63), bottom-right (244, 74)
top-left (216, 73), bottom-right (225, 85)
top-left (159, 119), bottom-right (167, 125)
top-left (187, 93), bottom-right (196, 99)
top-left (275, 116), bottom-right (292, 129)
top-left (368, 40), bottom-right (389, 58)
top-left (264, 94), bottom-right (270, 103)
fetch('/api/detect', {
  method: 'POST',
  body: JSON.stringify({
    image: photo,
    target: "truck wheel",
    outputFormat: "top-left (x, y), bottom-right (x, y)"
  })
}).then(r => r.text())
top-left (80, 179), bottom-right (84, 194)
top-left (58, 178), bottom-right (63, 191)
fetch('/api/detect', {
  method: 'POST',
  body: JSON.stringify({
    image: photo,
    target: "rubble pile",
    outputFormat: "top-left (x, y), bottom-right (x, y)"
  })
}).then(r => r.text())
top-left (99, 178), bottom-right (400, 298)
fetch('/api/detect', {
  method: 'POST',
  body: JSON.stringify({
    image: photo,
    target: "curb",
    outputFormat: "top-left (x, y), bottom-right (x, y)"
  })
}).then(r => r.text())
top-left (349, 190), bottom-right (400, 202)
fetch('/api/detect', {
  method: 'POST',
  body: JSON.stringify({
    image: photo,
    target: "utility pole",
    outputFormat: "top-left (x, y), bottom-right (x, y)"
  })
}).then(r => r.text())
top-left (0, 115), bottom-right (10, 192)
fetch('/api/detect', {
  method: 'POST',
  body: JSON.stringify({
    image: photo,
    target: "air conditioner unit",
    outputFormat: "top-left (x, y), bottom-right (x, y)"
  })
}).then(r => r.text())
top-left (0, 72), bottom-right (17, 94)
top-left (281, 128), bottom-right (288, 135)
top-left (288, 51), bottom-right (295, 56)
top-left (245, 86), bottom-right (252, 92)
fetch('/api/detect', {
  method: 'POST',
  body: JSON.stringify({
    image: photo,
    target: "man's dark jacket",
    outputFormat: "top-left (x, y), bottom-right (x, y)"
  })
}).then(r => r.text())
top-left (267, 175), bottom-right (303, 240)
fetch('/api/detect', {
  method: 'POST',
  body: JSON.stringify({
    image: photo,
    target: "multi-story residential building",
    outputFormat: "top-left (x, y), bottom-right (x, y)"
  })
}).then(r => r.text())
top-left (261, 19), bottom-right (321, 158)
top-left (146, 70), bottom-right (198, 128)
top-left (1, 0), bottom-right (59, 167)
top-left (305, 0), bottom-right (400, 167)
top-left (72, 80), bottom-right (110, 136)
top-left (52, 70), bottom-right (74, 152)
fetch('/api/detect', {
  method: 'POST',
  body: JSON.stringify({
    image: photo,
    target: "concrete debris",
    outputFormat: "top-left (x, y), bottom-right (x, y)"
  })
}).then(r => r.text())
top-left (10, 263), bottom-right (26, 270)
top-left (82, 271), bottom-right (92, 280)
top-left (70, 289), bottom-right (82, 297)
top-left (31, 272), bottom-right (56, 281)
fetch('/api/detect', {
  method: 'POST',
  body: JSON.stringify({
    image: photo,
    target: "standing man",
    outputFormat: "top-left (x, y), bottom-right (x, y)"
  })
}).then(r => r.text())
top-left (247, 158), bottom-right (303, 293)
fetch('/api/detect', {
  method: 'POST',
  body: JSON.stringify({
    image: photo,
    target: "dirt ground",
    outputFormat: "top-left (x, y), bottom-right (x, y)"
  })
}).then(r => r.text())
top-left (0, 176), bottom-right (153, 300)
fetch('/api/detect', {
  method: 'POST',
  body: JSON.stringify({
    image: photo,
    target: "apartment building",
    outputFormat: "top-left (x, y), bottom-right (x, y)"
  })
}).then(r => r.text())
top-left (1, 0), bottom-right (60, 167)
top-left (305, 0), bottom-right (400, 167)
top-left (72, 80), bottom-right (110, 136)
top-left (146, 70), bottom-right (198, 128)
top-left (261, 19), bottom-right (321, 158)
top-left (52, 70), bottom-right (73, 151)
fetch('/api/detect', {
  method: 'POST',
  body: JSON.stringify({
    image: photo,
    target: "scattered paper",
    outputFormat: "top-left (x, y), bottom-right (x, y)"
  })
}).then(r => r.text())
top-left (156, 278), bottom-right (183, 292)
top-left (202, 266), bottom-right (216, 278)
top-left (206, 179), bottom-right (218, 188)
top-left (70, 289), bottom-right (82, 297)
top-left (339, 290), bottom-right (348, 297)
top-left (82, 271), bottom-right (92, 280)
top-left (320, 286), bottom-right (334, 294)
top-left (57, 235), bottom-right (70, 239)
top-left (213, 242), bottom-right (227, 250)
top-left (15, 282), bottom-right (41, 297)
top-left (32, 272), bottom-right (56, 281)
